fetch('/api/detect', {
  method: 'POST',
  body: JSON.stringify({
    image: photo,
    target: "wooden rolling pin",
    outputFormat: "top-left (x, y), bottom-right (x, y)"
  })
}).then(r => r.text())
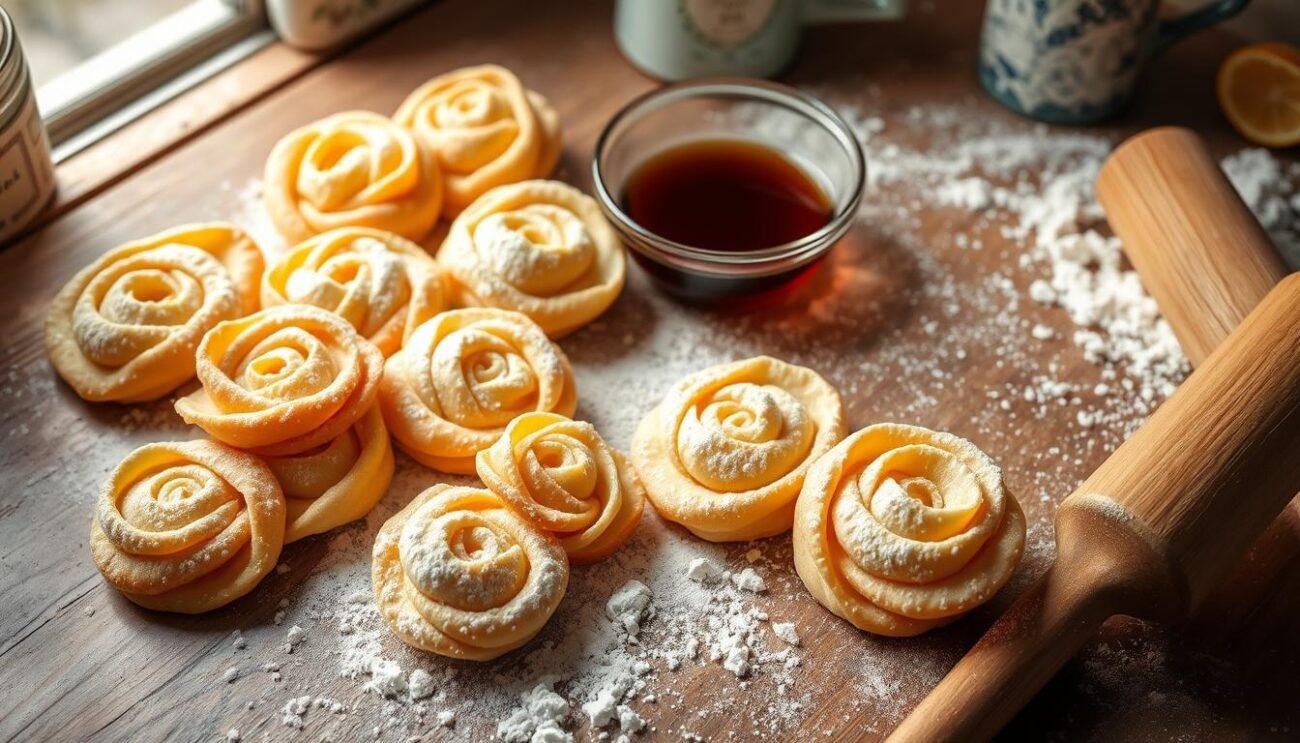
top-left (1095, 127), bottom-right (1300, 635)
top-left (887, 133), bottom-right (1300, 742)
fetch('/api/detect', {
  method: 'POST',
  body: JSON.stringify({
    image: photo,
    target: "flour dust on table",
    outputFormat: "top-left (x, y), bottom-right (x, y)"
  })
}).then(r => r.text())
top-left (189, 88), bottom-right (1300, 741)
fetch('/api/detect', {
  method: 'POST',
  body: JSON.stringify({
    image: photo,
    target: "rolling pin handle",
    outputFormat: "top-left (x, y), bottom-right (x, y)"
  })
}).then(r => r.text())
top-left (885, 524), bottom-right (1155, 743)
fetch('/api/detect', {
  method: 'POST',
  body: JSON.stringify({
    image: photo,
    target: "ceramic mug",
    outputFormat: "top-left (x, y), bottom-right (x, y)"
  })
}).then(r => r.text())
top-left (267, 0), bottom-right (428, 50)
top-left (979, 0), bottom-right (1251, 123)
top-left (615, 0), bottom-right (906, 80)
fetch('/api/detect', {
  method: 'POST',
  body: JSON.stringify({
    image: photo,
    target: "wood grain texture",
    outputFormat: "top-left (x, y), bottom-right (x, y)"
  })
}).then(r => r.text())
top-left (1097, 127), bottom-right (1288, 367)
top-left (2, 1), bottom-right (1299, 742)
top-left (1096, 126), bottom-right (1300, 632)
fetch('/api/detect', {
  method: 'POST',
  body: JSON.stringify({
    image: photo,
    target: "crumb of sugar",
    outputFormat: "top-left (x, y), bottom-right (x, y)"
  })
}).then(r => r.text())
top-left (280, 696), bottom-right (345, 730)
top-left (230, 630), bottom-right (246, 650)
top-left (606, 580), bottom-right (654, 638)
top-left (437, 709), bottom-right (455, 727)
top-left (1222, 148), bottom-right (1300, 267)
top-left (731, 567), bottom-right (766, 593)
top-left (497, 684), bottom-right (572, 743)
top-left (772, 622), bottom-right (801, 647)
top-left (618, 704), bottom-right (646, 735)
top-left (685, 557), bottom-right (721, 583)
top-left (222, 667), bottom-right (239, 683)
top-left (282, 625), bottom-right (306, 653)
top-left (364, 658), bottom-right (407, 698)
top-left (582, 686), bottom-right (622, 728)
top-left (225, 729), bottom-right (239, 742)
top-left (408, 669), bottom-right (435, 701)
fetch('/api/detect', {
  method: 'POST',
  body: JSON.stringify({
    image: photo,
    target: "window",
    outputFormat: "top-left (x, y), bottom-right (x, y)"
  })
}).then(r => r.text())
top-left (9, 0), bottom-right (272, 159)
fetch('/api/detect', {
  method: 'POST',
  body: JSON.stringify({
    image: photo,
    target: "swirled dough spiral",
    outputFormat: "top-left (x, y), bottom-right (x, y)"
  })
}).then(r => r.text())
top-left (262, 227), bottom-right (446, 356)
top-left (90, 440), bottom-right (285, 613)
top-left (372, 483), bottom-right (568, 660)
top-left (175, 305), bottom-right (384, 456)
top-left (477, 412), bottom-right (643, 563)
top-left (632, 356), bottom-right (845, 542)
top-left (263, 405), bottom-right (394, 542)
top-left (438, 180), bottom-right (625, 338)
top-left (379, 308), bottom-right (577, 474)
top-left (792, 423), bottom-right (1026, 637)
top-left (44, 223), bottom-right (263, 402)
top-left (264, 111), bottom-right (442, 243)
top-left (394, 65), bottom-right (561, 217)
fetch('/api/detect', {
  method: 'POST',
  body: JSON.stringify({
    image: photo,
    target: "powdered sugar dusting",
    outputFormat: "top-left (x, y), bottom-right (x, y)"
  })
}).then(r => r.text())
top-left (89, 92), bottom-right (1298, 741)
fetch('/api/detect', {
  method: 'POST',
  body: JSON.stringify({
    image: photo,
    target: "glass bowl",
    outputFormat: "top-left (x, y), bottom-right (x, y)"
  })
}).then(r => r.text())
top-left (592, 78), bottom-right (865, 303)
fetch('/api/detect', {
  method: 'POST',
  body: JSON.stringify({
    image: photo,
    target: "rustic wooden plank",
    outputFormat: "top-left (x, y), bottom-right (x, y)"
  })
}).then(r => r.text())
top-left (1, 1), bottom-right (1298, 742)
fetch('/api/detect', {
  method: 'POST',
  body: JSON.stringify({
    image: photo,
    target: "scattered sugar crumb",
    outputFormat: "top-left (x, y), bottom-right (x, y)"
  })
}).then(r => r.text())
top-left (731, 567), bottom-right (767, 593)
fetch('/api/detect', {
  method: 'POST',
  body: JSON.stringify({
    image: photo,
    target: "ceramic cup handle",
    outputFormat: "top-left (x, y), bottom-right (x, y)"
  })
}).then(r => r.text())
top-left (1153, 0), bottom-right (1251, 54)
top-left (803, 0), bottom-right (906, 23)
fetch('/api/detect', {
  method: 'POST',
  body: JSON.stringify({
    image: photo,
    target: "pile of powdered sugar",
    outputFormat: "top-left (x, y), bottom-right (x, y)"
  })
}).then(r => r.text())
top-left (245, 465), bottom-right (816, 741)
top-left (200, 92), bottom-right (1300, 741)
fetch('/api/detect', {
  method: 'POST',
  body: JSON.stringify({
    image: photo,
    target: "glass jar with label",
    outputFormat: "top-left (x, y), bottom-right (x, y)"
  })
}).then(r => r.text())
top-left (0, 6), bottom-right (55, 246)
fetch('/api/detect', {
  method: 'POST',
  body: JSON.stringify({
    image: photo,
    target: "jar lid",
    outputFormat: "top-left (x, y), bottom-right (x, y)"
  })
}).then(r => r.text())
top-left (0, 7), bottom-right (31, 129)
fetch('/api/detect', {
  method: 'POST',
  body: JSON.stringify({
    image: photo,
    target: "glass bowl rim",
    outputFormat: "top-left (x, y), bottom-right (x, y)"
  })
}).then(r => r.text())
top-left (591, 77), bottom-right (866, 266)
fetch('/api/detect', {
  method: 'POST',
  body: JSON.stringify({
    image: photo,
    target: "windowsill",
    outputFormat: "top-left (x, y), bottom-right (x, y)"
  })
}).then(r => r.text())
top-left (38, 0), bottom-right (271, 160)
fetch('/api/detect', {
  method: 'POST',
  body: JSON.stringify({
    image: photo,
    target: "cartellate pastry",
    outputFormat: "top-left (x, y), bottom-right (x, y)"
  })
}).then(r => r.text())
top-left (372, 483), bottom-right (569, 660)
top-left (262, 227), bottom-right (447, 356)
top-left (438, 180), bottom-right (625, 338)
top-left (90, 439), bottom-right (285, 613)
top-left (379, 308), bottom-right (577, 474)
top-left (631, 356), bottom-right (845, 542)
top-left (477, 412), bottom-right (644, 563)
top-left (792, 423), bottom-right (1026, 637)
top-left (175, 305), bottom-right (384, 455)
top-left (264, 111), bottom-right (442, 244)
top-left (44, 223), bottom-right (263, 402)
top-left (263, 405), bottom-right (394, 543)
top-left (394, 64), bottom-right (561, 217)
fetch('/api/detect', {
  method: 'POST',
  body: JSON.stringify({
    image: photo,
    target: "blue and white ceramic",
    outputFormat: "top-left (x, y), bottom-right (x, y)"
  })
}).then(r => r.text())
top-left (979, 0), bottom-right (1251, 124)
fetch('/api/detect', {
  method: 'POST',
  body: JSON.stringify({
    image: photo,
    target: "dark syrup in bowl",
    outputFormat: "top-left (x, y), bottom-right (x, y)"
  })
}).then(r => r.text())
top-left (619, 139), bottom-right (836, 302)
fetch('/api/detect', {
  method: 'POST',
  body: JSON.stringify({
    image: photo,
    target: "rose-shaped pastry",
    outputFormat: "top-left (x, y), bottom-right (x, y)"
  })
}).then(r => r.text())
top-left (793, 423), bottom-right (1027, 637)
top-left (44, 223), bottom-right (262, 402)
top-left (477, 412), bottom-right (644, 563)
top-left (175, 305), bottom-right (384, 455)
top-left (438, 180), bottom-right (625, 338)
top-left (262, 227), bottom-right (446, 356)
top-left (379, 308), bottom-right (577, 474)
top-left (394, 65), bottom-right (561, 217)
top-left (264, 111), bottom-right (442, 243)
top-left (90, 440), bottom-right (285, 613)
top-left (263, 405), bottom-right (394, 542)
top-left (632, 356), bottom-right (845, 542)
top-left (372, 483), bottom-right (568, 660)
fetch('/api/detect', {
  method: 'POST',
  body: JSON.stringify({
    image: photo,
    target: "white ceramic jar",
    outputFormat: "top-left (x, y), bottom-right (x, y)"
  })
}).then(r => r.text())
top-left (614, 0), bottom-right (907, 81)
top-left (0, 7), bottom-right (55, 245)
top-left (267, 0), bottom-right (429, 50)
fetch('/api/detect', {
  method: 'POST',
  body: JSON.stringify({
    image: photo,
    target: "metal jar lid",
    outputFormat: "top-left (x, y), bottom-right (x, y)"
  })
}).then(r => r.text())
top-left (0, 7), bottom-right (33, 132)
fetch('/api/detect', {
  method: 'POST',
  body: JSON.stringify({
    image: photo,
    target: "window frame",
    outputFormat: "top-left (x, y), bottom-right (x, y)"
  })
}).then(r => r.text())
top-left (36, 0), bottom-right (274, 161)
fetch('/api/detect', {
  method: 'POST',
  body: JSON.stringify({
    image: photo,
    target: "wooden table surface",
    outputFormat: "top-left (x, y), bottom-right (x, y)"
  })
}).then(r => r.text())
top-left (2, 1), bottom-right (1298, 741)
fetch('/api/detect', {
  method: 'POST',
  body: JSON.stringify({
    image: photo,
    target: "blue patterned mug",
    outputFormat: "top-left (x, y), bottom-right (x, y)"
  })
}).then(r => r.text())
top-left (979, 0), bottom-right (1251, 124)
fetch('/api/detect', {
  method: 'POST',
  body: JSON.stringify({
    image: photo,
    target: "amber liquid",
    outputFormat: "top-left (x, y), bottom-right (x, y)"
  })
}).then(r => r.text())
top-left (622, 139), bottom-right (833, 253)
